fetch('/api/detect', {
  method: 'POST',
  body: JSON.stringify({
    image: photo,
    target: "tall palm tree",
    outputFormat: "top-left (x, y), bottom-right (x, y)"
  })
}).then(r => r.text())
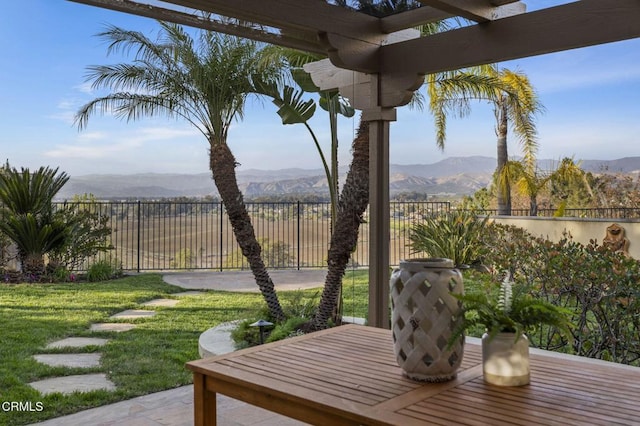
top-left (302, 4), bottom-right (513, 330)
top-left (75, 22), bottom-right (286, 320)
top-left (430, 67), bottom-right (543, 215)
top-left (306, 119), bottom-right (370, 330)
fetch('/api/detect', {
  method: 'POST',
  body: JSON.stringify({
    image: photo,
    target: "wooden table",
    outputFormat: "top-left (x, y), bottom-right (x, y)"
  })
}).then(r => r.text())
top-left (186, 324), bottom-right (640, 425)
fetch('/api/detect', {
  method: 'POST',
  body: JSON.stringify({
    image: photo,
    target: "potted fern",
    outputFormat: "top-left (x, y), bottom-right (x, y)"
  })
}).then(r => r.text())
top-left (450, 275), bottom-right (573, 386)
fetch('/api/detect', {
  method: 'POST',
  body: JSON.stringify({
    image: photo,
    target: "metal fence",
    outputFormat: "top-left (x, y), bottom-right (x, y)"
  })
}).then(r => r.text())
top-left (481, 208), bottom-right (640, 219)
top-left (61, 201), bottom-right (450, 272)
top-left (54, 202), bottom-right (640, 272)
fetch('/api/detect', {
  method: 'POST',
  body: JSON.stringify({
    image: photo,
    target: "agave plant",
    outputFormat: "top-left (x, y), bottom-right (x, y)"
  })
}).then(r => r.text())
top-left (408, 210), bottom-right (490, 267)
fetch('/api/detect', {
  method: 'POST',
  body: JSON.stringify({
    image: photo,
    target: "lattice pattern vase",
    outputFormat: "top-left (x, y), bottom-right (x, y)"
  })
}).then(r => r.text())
top-left (390, 258), bottom-right (464, 382)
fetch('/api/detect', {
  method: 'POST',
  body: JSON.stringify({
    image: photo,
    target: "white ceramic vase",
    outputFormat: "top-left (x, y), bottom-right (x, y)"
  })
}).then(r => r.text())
top-left (390, 258), bottom-right (464, 382)
top-left (482, 332), bottom-right (530, 386)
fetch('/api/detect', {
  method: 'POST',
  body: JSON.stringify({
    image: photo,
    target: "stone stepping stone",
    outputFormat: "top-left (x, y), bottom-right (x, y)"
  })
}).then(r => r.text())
top-left (110, 309), bottom-right (156, 320)
top-left (29, 374), bottom-right (116, 395)
top-left (46, 337), bottom-right (109, 349)
top-left (172, 291), bottom-right (203, 297)
top-left (142, 298), bottom-right (179, 307)
top-left (34, 353), bottom-right (101, 368)
top-left (90, 323), bottom-right (136, 332)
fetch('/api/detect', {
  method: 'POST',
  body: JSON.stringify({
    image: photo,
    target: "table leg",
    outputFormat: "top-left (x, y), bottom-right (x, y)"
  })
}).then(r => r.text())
top-left (193, 372), bottom-right (217, 426)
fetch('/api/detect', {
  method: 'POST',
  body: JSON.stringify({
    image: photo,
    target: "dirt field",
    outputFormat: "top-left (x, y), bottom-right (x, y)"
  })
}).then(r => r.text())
top-left (87, 201), bottom-right (442, 271)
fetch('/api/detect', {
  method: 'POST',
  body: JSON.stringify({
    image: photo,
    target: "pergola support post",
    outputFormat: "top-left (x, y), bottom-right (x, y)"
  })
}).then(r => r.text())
top-left (363, 90), bottom-right (396, 329)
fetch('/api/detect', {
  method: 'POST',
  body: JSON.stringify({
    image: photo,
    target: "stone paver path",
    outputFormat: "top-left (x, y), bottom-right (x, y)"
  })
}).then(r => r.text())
top-left (172, 291), bottom-right (203, 297)
top-left (46, 337), bottom-right (108, 349)
top-left (110, 309), bottom-right (156, 320)
top-left (142, 298), bottom-right (179, 307)
top-left (90, 323), bottom-right (137, 332)
top-left (29, 295), bottom-right (194, 397)
top-left (29, 374), bottom-right (116, 395)
top-left (34, 354), bottom-right (102, 368)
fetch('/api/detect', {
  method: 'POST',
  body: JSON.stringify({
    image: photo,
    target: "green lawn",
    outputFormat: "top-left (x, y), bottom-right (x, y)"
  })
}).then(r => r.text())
top-left (0, 269), bottom-right (481, 425)
top-left (0, 273), bottom-right (286, 425)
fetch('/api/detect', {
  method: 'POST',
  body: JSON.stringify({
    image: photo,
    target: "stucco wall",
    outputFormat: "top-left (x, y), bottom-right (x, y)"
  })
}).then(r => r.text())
top-left (490, 216), bottom-right (640, 259)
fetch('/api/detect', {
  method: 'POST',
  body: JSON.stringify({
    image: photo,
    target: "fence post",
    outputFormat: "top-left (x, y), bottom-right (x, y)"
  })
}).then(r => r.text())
top-left (219, 202), bottom-right (224, 272)
top-left (137, 200), bottom-right (141, 273)
top-left (297, 201), bottom-right (301, 270)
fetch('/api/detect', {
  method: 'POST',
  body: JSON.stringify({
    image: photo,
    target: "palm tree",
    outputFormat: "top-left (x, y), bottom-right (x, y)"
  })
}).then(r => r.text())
top-left (75, 23), bottom-right (286, 320)
top-left (498, 157), bottom-right (590, 216)
top-left (0, 166), bottom-right (69, 276)
top-left (495, 160), bottom-right (545, 216)
top-left (306, 119), bottom-right (370, 330)
top-left (301, 5), bottom-right (513, 330)
top-left (430, 67), bottom-right (543, 215)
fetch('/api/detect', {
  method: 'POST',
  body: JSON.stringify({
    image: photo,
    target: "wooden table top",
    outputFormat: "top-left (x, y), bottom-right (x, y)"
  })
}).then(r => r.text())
top-left (186, 324), bottom-right (640, 425)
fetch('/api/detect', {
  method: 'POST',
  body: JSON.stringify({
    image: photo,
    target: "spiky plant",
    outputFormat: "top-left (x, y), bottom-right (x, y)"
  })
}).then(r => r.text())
top-left (409, 210), bottom-right (490, 267)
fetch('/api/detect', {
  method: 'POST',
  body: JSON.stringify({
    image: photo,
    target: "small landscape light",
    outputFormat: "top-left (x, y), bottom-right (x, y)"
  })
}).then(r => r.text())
top-left (250, 319), bottom-right (274, 344)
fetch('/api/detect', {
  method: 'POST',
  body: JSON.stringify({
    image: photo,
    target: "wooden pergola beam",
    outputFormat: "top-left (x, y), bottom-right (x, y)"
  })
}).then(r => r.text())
top-left (157, 0), bottom-right (382, 41)
top-left (417, 0), bottom-right (524, 23)
top-left (69, 0), bottom-right (326, 53)
top-left (383, 0), bottom-right (640, 75)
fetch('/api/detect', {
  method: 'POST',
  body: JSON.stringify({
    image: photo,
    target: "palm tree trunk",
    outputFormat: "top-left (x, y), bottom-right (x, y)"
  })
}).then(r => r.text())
top-left (306, 119), bottom-right (370, 331)
top-left (496, 101), bottom-right (511, 215)
top-left (529, 194), bottom-right (538, 216)
top-left (209, 141), bottom-right (286, 322)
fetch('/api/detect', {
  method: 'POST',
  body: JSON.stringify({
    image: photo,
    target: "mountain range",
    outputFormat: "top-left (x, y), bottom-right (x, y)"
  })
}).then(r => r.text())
top-left (56, 156), bottom-right (640, 200)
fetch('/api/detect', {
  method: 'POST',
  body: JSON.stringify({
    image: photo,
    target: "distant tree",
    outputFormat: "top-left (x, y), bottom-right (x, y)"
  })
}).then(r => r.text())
top-left (459, 187), bottom-right (492, 212)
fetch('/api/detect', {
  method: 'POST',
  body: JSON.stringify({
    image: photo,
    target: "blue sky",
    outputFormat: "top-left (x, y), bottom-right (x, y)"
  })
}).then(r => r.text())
top-left (1, 1), bottom-right (639, 177)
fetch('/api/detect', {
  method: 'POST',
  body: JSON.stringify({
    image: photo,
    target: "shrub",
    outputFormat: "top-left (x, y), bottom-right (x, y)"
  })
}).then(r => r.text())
top-left (49, 196), bottom-right (112, 272)
top-left (0, 166), bottom-right (69, 277)
top-left (409, 210), bottom-right (490, 267)
top-left (170, 248), bottom-right (196, 269)
top-left (51, 266), bottom-right (73, 283)
top-left (231, 290), bottom-right (318, 349)
top-left (224, 238), bottom-right (295, 269)
top-left (86, 258), bottom-right (122, 282)
top-left (282, 289), bottom-right (319, 319)
top-left (483, 223), bottom-right (640, 365)
top-left (266, 317), bottom-right (308, 343)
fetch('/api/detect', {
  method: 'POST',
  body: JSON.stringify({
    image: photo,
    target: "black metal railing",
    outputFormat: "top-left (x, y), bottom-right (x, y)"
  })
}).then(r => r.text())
top-left (54, 201), bottom-right (451, 271)
top-left (479, 208), bottom-right (640, 219)
top-left (52, 202), bottom-right (640, 272)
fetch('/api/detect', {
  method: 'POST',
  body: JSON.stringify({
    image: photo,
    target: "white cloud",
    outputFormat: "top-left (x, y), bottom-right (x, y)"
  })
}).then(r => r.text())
top-left (77, 131), bottom-right (107, 141)
top-left (43, 126), bottom-right (200, 160)
top-left (73, 82), bottom-right (94, 94)
top-left (47, 110), bottom-right (76, 125)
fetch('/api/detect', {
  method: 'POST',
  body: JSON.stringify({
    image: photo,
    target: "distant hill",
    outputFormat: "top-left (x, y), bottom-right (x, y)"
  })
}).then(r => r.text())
top-left (56, 156), bottom-right (640, 200)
